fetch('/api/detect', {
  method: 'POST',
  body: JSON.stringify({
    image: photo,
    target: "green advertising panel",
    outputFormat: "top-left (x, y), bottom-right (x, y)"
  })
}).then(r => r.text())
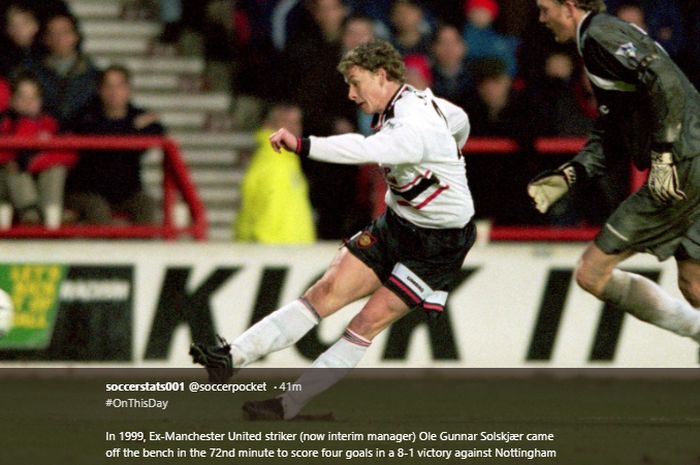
top-left (0, 264), bottom-right (133, 360)
top-left (0, 264), bottom-right (66, 349)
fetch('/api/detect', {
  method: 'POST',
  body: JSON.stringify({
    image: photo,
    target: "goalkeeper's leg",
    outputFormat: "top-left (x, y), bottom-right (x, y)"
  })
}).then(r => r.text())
top-left (576, 244), bottom-right (700, 342)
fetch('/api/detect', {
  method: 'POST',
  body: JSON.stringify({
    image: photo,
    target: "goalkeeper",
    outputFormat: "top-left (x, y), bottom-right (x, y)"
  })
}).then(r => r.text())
top-left (529, 0), bottom-right (700, 345)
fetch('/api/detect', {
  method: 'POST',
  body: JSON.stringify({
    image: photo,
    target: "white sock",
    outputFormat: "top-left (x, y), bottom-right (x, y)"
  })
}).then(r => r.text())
top-left (602, 269), bottom-right (700, 342)
top-left (281, 328), bottom-right (370, 419)
top-left (230, 299), bottom-right (319, 366)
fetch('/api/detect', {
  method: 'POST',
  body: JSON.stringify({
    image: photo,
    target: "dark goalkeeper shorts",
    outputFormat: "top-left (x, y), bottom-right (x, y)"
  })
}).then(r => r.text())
top-left (596, 156), bottom-right (700, 261)
top-left (345, 209), bottom-right (476, 315)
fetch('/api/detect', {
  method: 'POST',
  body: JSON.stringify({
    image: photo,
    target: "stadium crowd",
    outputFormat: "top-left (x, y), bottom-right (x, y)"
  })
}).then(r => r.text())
top-left (0, 0), bottom-right (163, 229)
top-left (204, 0), bottom-right (700, 239)
top-left (1, 0), bottom-right (699, 239)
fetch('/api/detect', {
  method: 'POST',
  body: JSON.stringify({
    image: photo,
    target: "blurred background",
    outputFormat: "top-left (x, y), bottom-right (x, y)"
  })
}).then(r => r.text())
top-left (0, 0), bottom-right (696, 242)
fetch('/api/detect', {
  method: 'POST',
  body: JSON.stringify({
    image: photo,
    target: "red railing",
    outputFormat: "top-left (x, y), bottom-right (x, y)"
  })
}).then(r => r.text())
top-left (464, 136), bottom-right (647, 242)
top-left (0, 135), bottom-right (645, 243)
top-left (0, 135), bottom-right (207, 240)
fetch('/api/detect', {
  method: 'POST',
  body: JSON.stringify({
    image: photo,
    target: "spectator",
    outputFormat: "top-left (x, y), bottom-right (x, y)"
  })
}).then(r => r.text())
top-left (389, 0), bottom-right (431, 57)
top-left (526, 50), bottom-right (593, 137)
top-left (608, 0), bottom-right (684, 59)
top-left (201, 0), bottom-right (242, 76)
top-left (0, 0), bottom-right (70, 26)
top-left (464, 58), bottom-right (524, 137)
top-left (430, 22), bottom-right (472, 109)
top-left (0, 72), bottom-right (76, 228)
top-left (0, 2), bottom-right (42, 78)
top-left (284, 0), bottom-right (349, 135)
top-left (25, 0), bottom-right (70, 24)
top-left (136, 0), bottom-right (208, 47)
top-left (643, 1), bottom-right (685, 59)
top-left (403, 53), bottom-right (432, 90)
top-left (615, 2), bottom-right (646, 30)
top-left (341, 12), bottom-right (375, 51)
top-left (463, 58), bottom-right (529, 222)
top-left (283, 0), bottom-right (369, 239)
top-left (67, 65), bottom-right (163, 225)
top-left (516, 4), bottom-right (560, 86)
top-left (192, 0), bottom-right (251, 132)
top-left (428, 0), bottom-right (468, 28)
top-left (234, 103), bottom-right (315, 244)
top-left (226, 1), bottom-right (311, 129)
top-left (497, 0), bottom-right (534, 38)
top-left (31, 13), bottom-right (98, 126)
top-left (462, 0), bottom-right (520, 76)
top-left (156, 0), bottom-right (182, 50)
top-left (345, 0), bottom-right (393, 36)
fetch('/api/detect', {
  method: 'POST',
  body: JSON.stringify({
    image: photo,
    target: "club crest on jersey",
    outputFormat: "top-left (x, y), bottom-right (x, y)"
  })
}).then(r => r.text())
top-left (356, 231), bottom-right (377, 249)
top-left (615, 42), bottom-right (637, 58)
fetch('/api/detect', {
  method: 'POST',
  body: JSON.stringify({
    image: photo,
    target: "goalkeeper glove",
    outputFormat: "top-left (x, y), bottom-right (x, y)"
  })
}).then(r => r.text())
top-left (527, 162), bottom-right (584, 214)
top-left (648, 151), bottom-right (686, 203)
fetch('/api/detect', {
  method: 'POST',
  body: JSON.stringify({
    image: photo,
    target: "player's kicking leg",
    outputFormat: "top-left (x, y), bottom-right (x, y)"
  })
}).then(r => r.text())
top-left (189, 334), bottom-right (237, 383)
top-left (190, 248), bottom-right (381, 382)
top-left (576, 243), bottom-right (700, 342)
top-left (242, 285), bottom-right (411, 420)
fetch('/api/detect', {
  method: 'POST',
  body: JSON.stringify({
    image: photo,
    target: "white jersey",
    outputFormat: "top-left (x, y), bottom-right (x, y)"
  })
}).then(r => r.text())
top-left (308, 84), bottom-right (474, 229)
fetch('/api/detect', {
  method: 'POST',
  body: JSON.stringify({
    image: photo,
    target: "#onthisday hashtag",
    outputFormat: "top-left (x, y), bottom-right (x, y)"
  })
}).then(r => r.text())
top-left (104, 398), bottom-right (169, 410)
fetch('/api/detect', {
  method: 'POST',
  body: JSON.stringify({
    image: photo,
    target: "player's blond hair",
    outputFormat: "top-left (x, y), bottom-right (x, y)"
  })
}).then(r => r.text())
top-left (555, 0), bottom-right (606, 13)
top-left (337, 40), bottom-right (406, 82)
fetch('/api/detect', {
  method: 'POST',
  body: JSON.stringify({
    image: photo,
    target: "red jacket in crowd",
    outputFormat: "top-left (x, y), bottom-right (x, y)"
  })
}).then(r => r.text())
top-left (0, 110), bottom-right (76, 171)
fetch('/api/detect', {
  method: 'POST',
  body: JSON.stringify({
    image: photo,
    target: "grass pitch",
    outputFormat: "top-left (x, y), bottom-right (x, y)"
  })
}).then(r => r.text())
top-left (1, 370), bottom-right (699, 465)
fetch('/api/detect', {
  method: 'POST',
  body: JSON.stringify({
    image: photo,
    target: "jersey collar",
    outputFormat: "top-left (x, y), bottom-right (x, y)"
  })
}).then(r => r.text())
top-left (371, 83), bottom-right (409, 131)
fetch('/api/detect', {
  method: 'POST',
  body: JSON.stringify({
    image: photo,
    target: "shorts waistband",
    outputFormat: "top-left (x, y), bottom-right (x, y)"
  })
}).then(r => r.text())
top-left (387, 208), bottom-right (471, 234)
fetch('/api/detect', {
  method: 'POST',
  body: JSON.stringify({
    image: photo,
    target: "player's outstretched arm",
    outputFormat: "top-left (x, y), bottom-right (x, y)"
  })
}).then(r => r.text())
top-left (527, 162), bottom-right (585, 214)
